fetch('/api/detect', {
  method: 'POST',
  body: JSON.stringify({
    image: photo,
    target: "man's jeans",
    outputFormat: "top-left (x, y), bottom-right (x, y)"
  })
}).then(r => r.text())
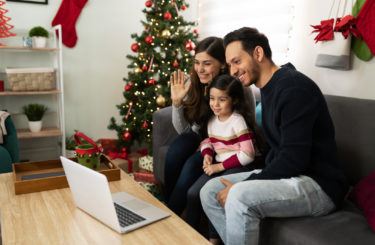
top-left (200, 170), bottom-right (335, 245)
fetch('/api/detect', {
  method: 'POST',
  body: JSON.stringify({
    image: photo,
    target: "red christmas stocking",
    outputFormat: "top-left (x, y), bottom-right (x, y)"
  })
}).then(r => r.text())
top-left (356, 0), bottom-right (375, 55)
top-left (51, 0), bottom-right (88, 48)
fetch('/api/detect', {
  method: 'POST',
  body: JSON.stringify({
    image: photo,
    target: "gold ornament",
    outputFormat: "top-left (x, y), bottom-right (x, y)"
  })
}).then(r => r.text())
top-left (161, 29), bottom-right (171, 39)
top-left (156, 95), bottom-right (166, 107)
top-left (134, 67), bottom-right (142, 74)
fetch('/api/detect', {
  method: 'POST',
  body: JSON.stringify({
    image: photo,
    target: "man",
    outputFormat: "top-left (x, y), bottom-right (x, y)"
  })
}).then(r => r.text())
top-left (200, 27), bottom-right (348, 245)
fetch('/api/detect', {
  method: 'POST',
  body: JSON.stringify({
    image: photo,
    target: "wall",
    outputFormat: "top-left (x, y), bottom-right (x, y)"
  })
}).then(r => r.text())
top-left (3, 0), bottom-right (374, 145)
top-left (288, 0), bottom-right (375, 100)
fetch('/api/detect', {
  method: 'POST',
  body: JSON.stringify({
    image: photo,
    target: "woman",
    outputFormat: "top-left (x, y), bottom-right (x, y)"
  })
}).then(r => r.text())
top-left (164, 37), bottom-right (227, 215)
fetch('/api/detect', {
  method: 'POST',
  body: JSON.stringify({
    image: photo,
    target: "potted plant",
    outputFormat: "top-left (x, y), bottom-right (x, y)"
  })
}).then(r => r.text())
top-left (22, 103), bottom-right (48, 132)
top-left (29, 26), bottom-right (49, 48)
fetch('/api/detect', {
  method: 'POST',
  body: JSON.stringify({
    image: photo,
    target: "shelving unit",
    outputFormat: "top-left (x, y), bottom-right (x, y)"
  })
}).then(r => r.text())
top-left (0, 25), bottom-right (65, 161)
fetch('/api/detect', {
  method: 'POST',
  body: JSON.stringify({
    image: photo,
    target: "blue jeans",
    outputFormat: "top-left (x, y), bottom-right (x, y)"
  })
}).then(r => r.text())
top-left (164, 130), bottom-right (203, 215)
top-left (186, 164), bottom-right (259, 238)
top-left (200, 170), bottom-right (335, 245)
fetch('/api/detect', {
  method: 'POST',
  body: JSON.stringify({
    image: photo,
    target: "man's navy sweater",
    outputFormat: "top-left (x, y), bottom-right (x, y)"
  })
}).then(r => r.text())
top-left (246, 63), bottom-right (348, 208)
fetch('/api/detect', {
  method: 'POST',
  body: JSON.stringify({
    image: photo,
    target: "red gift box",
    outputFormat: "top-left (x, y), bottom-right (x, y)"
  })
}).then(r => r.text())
top-left (134, 172), bottom-right (158, 184)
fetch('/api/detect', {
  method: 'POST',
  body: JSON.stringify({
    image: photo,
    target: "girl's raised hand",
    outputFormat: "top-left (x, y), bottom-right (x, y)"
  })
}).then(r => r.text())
top-left (170, 69), bottom-right (191, 107)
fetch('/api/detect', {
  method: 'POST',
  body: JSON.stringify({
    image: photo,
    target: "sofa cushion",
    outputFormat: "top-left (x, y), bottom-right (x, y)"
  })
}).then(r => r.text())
top-left (259, 200), bottom-right (375, 245)
top-left (349, 170), bottom-right (375, 231)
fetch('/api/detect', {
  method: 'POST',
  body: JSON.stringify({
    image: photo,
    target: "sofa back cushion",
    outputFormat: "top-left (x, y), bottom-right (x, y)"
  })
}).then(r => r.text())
top-left (325, 95), bottom-right (375, 186)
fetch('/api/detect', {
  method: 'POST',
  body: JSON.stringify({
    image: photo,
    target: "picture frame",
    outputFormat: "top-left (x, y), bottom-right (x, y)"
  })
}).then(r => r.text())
top-left (7, 0), bottom-right (48, 5)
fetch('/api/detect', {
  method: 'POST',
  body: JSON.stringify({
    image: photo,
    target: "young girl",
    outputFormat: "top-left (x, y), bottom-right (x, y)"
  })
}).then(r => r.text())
top-left (186, 74), bottom-right (266, 244)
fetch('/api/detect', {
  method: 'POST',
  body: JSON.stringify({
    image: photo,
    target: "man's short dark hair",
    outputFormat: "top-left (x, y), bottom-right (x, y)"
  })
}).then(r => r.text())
top-left (224, 27), bottom-right (272, 59)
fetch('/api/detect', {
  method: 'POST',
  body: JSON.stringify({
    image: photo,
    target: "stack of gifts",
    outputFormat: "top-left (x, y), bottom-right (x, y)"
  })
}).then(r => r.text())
top-left (133, 155), bottom-right (161, 199)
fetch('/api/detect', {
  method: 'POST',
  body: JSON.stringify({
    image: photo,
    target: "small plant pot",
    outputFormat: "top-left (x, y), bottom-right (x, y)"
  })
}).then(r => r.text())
top-left (28, 121), bottom-right (42, 132)
top-left (32, 37), bottom-right (47, 48)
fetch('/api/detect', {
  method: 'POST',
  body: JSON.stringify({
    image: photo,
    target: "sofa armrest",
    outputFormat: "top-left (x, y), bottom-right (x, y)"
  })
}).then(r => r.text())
top-left (152, 106), bottom-right (179, 186)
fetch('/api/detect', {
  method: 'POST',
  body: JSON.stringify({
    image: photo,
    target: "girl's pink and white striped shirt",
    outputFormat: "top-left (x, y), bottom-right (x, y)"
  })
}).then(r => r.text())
top-left (200, 112), bottom-right (255, 169)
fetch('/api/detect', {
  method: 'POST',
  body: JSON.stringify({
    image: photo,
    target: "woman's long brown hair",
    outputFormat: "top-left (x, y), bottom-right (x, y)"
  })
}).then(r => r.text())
top-left (183, 37), bottom-right (228, 126)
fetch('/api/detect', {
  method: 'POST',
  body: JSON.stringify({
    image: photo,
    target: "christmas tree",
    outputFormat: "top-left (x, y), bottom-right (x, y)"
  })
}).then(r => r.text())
top-left (108, 0), bottom-right (198, 154)
top-left (0, 0), bottom-right (16, 46)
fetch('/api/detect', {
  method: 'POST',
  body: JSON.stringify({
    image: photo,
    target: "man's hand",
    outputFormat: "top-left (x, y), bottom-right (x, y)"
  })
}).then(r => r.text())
top-left (216, 178), bottom-right (234, 208)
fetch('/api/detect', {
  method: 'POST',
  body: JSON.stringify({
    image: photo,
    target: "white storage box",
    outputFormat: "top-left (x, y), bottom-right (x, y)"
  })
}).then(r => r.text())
top-left (5, 67), bottom-right (55, 91)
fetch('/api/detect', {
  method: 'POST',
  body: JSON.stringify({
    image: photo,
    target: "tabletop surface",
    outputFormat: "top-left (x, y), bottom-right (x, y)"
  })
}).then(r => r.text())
top-left (0, 170), bottom-right (210, 245)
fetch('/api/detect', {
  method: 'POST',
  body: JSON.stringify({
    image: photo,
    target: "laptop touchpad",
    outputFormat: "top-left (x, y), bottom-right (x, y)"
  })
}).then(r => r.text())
top-left (123, 199), bottom-right (150, 211)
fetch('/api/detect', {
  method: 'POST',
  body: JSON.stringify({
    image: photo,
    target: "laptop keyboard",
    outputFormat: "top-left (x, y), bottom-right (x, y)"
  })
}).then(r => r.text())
top-left (114, 203), bottom-right (146, 227)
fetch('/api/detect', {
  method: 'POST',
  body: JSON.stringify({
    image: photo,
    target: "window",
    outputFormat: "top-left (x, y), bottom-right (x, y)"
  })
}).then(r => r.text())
top-left (198, 0), bottom-right (295, 64)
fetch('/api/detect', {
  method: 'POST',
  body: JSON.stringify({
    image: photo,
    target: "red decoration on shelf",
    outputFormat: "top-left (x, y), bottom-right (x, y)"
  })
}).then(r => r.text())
top-left (185, 40), bottom-right (196, 51)
top-left (0, 0), bottom-right (16, 46)
top-left (125, 85), bottom-right (132, 91)
top-left (123, 131), bottom-right (132, 141)
top-left (142, 65), bottom-right (148, 71)
top-left (145, 35), bottom-right (153, 44)
top-left (148, 79), bottom-right (155, 85)
top-left (142, 122), bottom-right (148, 128)
top-left (173, 61), bottom-right (179, 67)
top-left (164, 11), bottom-right (172, 21)
top-left (181, 5), bottom-right (186, 10)
top-left (145, 0), bottom-right (152, 7)
top-left (131, 43), bottom-right (139, 52)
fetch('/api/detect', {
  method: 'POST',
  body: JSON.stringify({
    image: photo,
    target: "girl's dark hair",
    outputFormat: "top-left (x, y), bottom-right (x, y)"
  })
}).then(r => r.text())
top-left (201, 74), bottom-right (267, 154)
top-left (183, 37), bottom-right (228, 125)
top-left (224, 27), bottom-right (272, 60)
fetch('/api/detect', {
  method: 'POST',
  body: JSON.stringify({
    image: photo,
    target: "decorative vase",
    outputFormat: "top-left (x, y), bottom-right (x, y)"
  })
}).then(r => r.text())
top-left (32, 37), bottom-right (47, 48)
top-left (28, 121), bottom-right (42, 132)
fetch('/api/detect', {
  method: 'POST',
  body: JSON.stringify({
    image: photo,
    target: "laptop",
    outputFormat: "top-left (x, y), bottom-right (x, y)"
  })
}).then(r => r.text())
top-left (60, 156), bottom-right (170, 233)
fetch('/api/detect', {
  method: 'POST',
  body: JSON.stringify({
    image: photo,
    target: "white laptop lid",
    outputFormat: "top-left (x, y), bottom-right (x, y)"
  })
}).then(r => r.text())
top-left (60, 156), bottom-right (122, 232)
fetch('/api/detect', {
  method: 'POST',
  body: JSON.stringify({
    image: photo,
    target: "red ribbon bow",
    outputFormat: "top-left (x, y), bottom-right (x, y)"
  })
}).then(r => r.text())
top-left (334, 15), bottom-right (362, 39)
top-left (311, 18), bottom-right (335, 43)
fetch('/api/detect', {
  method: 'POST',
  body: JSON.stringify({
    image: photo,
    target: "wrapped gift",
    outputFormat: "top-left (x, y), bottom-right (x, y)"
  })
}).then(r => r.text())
top-left (139, 155), bottom-right (153, 172)
top-left (134, 172), bottom-right (158, 184)
top-left (99, 138), bottom-right (119, 155)
top-left (110, 152), bottom-right (141, 173)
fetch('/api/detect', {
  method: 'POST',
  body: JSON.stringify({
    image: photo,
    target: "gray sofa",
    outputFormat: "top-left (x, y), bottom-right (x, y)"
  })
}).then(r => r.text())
top-left (152, 94), bottom-right (375, 244)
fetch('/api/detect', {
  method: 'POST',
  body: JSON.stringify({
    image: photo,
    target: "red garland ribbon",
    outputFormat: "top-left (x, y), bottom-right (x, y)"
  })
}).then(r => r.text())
top-left (148, 54), bottom-right (154, 72)
top-left (171, 0), bottom-right (179, 16)
top-left (125, 101), bottom-right (133, 119)
top-left (311, 15), bottom-right (362, 43)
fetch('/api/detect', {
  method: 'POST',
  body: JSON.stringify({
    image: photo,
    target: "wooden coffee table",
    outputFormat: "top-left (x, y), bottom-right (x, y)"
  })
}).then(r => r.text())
top-left (0, 170), bottom-right (210, 244)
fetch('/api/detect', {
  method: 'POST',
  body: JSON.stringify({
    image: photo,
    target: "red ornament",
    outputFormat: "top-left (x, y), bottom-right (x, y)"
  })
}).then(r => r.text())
top-left (148, 78), bottom-right (155, 85)
top-left (185, 41), bottom-right (196, 51)
top-left (145, 0), bottom-right (152, 7)
top-left (121, 147), bottom-right (127, 153)
top-left (125, 85), bottom-right (132, 91)
top-left (181, 5), bottom-right (186, 10)
top-left (123, 132), bottom-right (132, 141)
top-left (194, 29), bottom-right (198, 34)
top-left (142, 65), bottom-right (148, 71)
top-left (164, 11), bottom-right (172, 21)
top-left (173, 61), bottom-right (179, 67)
top-left (142, 122), bottom-right (148, 128)
top-left (131, 43), bottom-right (139, 52)
top-left (145, 36), bottom-right (153, 44)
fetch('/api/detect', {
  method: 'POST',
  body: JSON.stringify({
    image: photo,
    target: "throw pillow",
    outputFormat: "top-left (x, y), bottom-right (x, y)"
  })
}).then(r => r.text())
top-left (349, 170), bottom-right (375, 231)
